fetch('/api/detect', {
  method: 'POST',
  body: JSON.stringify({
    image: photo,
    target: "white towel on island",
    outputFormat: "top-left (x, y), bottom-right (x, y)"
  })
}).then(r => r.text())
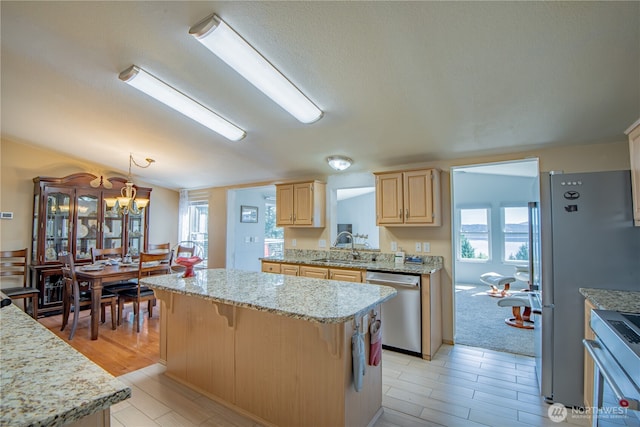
top-left (352, 328), bottom-right (365, 392)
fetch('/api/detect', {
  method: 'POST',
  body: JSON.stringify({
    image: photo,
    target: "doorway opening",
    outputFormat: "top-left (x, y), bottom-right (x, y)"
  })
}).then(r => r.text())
top-left (226, 185), bottom-right (281, 272)
top-left (451, 159), bottom-right (540, 356)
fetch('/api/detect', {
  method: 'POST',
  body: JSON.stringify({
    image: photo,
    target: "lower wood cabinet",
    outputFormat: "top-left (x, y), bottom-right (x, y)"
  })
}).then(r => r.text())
top-left (280, 264), bottom-right (299, 276)
top-left (261, 262), bottom-right (281, 274)
top-left (300, 265), bottom-right (329, 279)
top-left (262, 261), bottom-right (363, 283)
top-left (329, 268), bottom-right (363, 282)
top-left (584, 299), bottom-right (596, 420)
top-left (421, 271), bottom-right (442, 360)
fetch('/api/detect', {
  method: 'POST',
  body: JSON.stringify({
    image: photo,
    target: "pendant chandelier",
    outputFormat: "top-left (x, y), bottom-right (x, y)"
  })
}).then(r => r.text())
top-left (103, 154), bottom-right (154, 215)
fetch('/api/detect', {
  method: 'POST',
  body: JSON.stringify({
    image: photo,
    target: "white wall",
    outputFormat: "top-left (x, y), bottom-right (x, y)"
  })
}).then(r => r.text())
top-left (226, 186), bottom-right (273, 272)
top-left (453, 172), bottom-right (539, 284)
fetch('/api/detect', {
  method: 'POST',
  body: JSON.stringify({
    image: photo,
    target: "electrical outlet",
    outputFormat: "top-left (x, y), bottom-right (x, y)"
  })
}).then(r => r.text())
top-left (391, 241), bottom-right (398, 252)
top-left (291, 239), bottom-right (297, 247)
top-left (423, 242), bottom-right (430, 253)
top-left (415, 242), bottom-right (422, 253)
top-left (318, 239), bottom-right (326, 248)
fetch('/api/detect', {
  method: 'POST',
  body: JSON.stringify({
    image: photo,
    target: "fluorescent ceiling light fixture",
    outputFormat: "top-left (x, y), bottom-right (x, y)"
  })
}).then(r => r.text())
top-left (189, 14), bottom-right (323, 124)
top-left (119, 65), bottom-right (246, 141)
top-left (327, 156), bottom-right (353, 171)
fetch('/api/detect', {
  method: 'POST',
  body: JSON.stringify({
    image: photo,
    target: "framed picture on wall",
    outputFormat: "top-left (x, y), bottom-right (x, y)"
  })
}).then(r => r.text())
top-left (240, 205), bottom-right (258, 223)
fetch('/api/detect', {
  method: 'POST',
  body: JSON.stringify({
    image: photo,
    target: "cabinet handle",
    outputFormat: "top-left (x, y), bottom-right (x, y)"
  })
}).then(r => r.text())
top-left (399, 209), bottom-right (402, 218)
top-left (406, 209), bottom-right (409, 219)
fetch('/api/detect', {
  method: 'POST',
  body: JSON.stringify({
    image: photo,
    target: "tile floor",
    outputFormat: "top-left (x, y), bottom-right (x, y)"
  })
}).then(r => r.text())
top-left (111, 344), bottom-right (631, 426)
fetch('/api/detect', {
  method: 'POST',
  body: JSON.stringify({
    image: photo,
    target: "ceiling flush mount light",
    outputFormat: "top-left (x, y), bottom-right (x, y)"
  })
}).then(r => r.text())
top-left (189, 14), bottom-right (323, 124)
top-left (327, 156), bottom-right (353, 171)
top-left (119, 65), bottom-right (246, 141)
top-left (104, 154), bottom-right (154, 215)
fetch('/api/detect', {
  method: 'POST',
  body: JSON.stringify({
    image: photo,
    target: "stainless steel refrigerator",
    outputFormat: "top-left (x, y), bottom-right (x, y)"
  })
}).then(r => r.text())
top-left (533, 170), bottom-right (640, 408)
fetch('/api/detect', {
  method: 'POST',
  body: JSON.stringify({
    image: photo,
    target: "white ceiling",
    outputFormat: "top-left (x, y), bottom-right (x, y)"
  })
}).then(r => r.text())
top-left (1, 2), bottom-right (638, 191)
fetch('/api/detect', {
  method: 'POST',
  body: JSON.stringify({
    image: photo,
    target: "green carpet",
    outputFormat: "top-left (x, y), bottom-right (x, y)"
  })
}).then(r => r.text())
top-left (454, 284), bottom-right (534, 356)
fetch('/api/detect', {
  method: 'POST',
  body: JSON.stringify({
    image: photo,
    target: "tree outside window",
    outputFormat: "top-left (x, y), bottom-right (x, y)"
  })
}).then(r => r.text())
top-left (458, 208), bottom-right (490, 261)
top-left (264, 202), bottom-right (283, 257)
top-left (503, 206), bottom-right (529, 262)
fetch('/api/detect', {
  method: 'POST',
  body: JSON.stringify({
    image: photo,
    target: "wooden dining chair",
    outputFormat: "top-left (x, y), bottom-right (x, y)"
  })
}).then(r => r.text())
top-left (171, 243), bottom-right (196, 273)
top-left (90, 247), bottom-right (124, 263)
top-left (148, 242), bottom-right (173, 265)
top-left (118, 252), bottom-right (169, 332)
top-left (59, 253), bottom-right (118, 339)
top-left (90, 247), bottom-right (138, 293)
top-left (1, 248), bottom-right (39, 318)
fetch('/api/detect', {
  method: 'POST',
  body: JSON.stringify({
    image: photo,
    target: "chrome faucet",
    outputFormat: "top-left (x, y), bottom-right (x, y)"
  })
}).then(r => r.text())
top-left (333, 231), bottom-right (360, 259)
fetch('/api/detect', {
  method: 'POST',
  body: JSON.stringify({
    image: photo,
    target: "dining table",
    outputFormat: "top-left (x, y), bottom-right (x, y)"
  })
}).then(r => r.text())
top-left (74, 262), bottom-right (170, 340)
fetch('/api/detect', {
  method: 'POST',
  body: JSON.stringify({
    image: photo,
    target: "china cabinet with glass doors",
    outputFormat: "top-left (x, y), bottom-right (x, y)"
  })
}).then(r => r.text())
top-left (30, 173), bottom-right (151, 314)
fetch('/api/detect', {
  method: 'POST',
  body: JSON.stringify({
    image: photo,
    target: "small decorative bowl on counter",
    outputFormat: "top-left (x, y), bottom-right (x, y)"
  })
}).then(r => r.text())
top-left (175, 256), bottom-right (203, 278)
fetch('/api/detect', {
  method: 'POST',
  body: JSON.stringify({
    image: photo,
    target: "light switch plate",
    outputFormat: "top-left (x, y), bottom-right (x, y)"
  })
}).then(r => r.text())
top-left (415, 242), bottom-right (422, 252)
top-left (292, 239), bottom-right (297, 247)
top-left (318, 239), bottom-right (326, 248)
top-left (423, 242), bottom-right (430, 253)
top-left (391, 241), bottom-right (398, 252)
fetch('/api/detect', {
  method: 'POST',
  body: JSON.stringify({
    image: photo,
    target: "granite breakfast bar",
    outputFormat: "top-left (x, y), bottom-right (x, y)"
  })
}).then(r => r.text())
top-left (0, 292), bottom-right (130, 427)
top-left (140, 268), bottom-right (397, 427)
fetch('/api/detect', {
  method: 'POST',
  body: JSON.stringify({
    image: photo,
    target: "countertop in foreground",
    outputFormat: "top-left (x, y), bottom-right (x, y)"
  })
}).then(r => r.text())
top-left (579, 288), bottom-right (640, 313)
top-left (140, 268), bottom-right (397, 324)
top-left (0, 293), bottom-right (131, 427)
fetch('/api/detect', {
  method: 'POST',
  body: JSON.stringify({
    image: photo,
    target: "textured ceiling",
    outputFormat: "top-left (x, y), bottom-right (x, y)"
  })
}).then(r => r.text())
top-left (1, 1), bottom-right (638, 190)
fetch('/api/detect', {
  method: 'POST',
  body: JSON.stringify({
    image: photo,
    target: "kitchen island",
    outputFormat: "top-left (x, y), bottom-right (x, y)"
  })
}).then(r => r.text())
top-left (140, 269), bottom-right (396, 427)
top-left (0, 292), bottom-right (130, 427)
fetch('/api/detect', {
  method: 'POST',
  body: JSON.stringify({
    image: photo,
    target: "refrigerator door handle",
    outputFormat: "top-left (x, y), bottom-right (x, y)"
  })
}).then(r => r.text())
top-left (543, 304), bottom-right (555, 308)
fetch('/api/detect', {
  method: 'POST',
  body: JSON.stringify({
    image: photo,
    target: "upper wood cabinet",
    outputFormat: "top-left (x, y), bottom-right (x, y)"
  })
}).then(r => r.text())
top-left (374, 169), bottom-right (441, 226)
top-left (625, 118), bottom-right (640, 226)
top-left (275, 181), bottom-right (326, 227)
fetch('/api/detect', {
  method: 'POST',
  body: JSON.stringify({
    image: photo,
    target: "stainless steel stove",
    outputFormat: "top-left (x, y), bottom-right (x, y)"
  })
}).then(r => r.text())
top-left (584, 310), bottom-right (640, 425)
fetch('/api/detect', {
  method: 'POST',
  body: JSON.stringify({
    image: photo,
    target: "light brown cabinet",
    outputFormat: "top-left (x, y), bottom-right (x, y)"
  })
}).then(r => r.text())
top-left (420, 271), bottom-right (442, 360)
top-left (281, 264), bottom-right (300, 276)
top-left (625, 118), bottom-right (640, 226)
top-left (275, 181), bottom-right (326, 227)
top-left (584, 299), bottom-right (596, 417)
top-left (261, 262), bottom-right (281, 274)
top-left (329, 268), bottom-right (363, 282)
top-left (262, 261), bottom-right (364, 283)
top-left (300, 265), bottom-right (329, 279)
top-left (374, 169), bottom-right (441, 226)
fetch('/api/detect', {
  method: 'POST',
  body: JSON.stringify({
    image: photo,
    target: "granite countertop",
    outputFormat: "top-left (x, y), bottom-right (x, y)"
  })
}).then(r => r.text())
top-left (261, 255), bottom-right (443, 275)
top-left (0, 293), bottom-right (131, 427)
top-left (141, 268), bottom-right (397, 324)
top-left (579, 288), bottom-right (640, 313)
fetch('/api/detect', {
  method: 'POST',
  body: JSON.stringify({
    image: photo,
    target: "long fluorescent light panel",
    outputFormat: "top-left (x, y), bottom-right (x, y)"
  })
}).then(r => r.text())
top-left (189, 14), bottom-right (323, 124)
top-left (119, 65), bottom-right (246, 141)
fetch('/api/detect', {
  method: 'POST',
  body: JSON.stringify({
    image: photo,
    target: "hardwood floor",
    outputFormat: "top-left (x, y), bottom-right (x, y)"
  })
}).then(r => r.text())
top-left (39, 309), bottom-right (596, 426)
top-left (38, 307), bottom-right (160, 377)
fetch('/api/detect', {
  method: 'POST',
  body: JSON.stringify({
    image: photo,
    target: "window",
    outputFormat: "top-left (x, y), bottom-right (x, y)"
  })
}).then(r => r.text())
top-left (184, 200), bottom-right (208, 266)
top-left (264, 201), bottom-right (283, 257)
top-left (503, 206), bottom-right (529, 262)
top-left (458, 208), bottom-right (490, 261)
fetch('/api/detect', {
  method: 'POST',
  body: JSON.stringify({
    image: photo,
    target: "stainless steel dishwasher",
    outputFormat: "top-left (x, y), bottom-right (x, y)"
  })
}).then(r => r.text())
top-left (365, 271), bottom-right (421, 356)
